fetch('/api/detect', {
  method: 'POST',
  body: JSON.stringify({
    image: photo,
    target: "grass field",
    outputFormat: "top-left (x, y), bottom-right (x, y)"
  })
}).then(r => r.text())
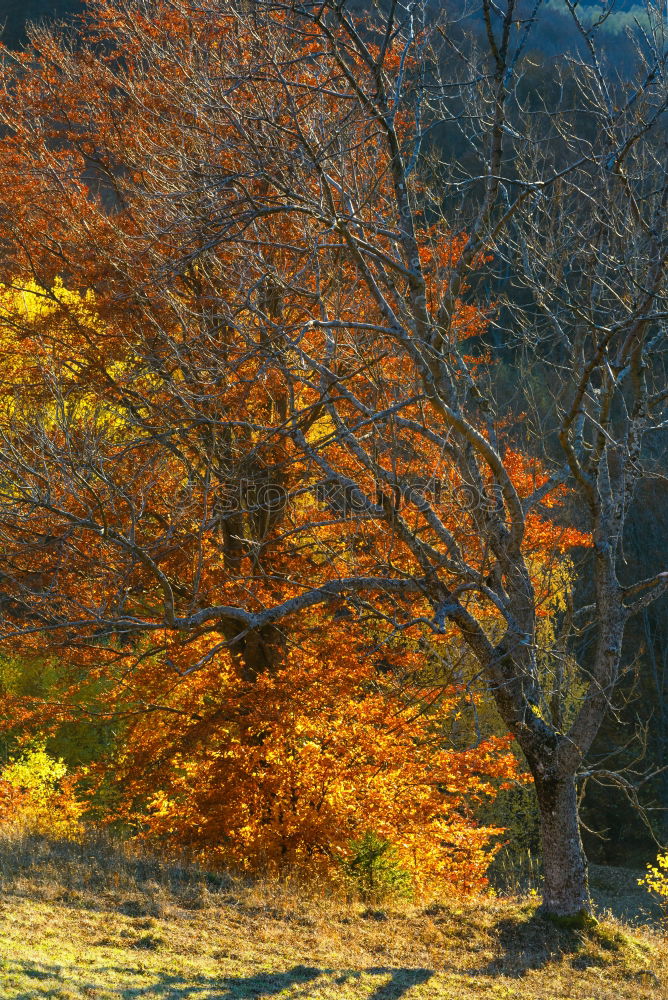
top-left (0, 835), bottom-right (665, 999)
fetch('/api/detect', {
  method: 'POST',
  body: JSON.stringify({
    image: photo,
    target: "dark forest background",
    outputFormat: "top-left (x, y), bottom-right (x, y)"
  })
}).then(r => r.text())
top-left (0, 0), bottom-right (81, 47)
top-left (0, 0), bottom-right (655, 55)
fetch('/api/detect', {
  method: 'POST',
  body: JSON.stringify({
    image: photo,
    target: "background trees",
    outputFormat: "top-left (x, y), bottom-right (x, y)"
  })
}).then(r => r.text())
top-left (0, 0), bottom-right (665, 919)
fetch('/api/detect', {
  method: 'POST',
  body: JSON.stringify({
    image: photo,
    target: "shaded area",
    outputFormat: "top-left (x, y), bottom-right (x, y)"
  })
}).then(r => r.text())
top-left (589, 864), bottom-right (664, 926)
top-left (475, 912), bottom-right (584, 978)
top-left (334, 968), bottom-right (434, 1000)
top-left (464, 910), bottom-right (657, 982)
top-left (7, 959), bottom-right (434, 1000)
top-left (0, 0), bottom-right (82, 48)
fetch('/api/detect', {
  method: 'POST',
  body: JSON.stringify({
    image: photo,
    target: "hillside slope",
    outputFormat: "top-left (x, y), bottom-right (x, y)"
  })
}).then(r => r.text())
top-left (0, 836), bottom-right (666, 1000)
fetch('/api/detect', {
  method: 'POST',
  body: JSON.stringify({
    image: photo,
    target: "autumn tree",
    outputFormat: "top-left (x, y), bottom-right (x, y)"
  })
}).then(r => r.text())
top-left (0, 0), bottom-right (665, 918)
top-left (0, 1), bottom-right (526, 892)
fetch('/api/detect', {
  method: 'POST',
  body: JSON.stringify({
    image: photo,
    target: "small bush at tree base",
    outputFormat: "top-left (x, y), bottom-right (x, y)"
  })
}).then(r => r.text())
top-left (341, 832), bottom-right (412, 903)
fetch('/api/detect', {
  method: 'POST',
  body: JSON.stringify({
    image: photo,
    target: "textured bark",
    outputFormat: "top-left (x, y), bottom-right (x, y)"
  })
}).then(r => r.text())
top-left (535, 773), bottom-right (591, 917)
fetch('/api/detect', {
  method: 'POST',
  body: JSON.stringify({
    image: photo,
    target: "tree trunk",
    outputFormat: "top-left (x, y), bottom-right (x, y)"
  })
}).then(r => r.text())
top-left (534, 772), bottom-right (592, 919)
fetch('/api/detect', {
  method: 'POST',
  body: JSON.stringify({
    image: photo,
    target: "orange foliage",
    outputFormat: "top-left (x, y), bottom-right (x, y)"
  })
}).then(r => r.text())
top-left (107, 636), bottom-right (517, 895)
top-left (0, 1), bottom-right (586, 893)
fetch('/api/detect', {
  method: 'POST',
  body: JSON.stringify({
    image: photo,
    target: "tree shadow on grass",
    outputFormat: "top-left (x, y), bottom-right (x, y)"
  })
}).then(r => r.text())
top-left (469, 912), bottom-right (659, 987)
top-left (10, 959), bottom-right (434, 999)
top-left (470, 912), bottom-right (584, 979)
top-left (333, 967), bottom-right (434, 999)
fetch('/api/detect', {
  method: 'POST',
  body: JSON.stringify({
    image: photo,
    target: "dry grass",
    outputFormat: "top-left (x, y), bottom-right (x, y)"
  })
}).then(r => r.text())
top-left (0, 832), bottom-right (666, 999)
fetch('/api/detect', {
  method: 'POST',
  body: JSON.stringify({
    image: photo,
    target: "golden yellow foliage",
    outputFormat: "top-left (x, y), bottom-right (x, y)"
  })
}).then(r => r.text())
top-left (0, 744), bottom-right (83, 840)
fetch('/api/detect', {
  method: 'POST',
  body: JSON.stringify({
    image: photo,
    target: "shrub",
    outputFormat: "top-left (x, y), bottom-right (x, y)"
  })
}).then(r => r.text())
top-left (638, 853), bottom-right (668, 921)
top-left (341, 832), bottom-right (412, 903)
top-left (0, 744), bottom-right (83, 840)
